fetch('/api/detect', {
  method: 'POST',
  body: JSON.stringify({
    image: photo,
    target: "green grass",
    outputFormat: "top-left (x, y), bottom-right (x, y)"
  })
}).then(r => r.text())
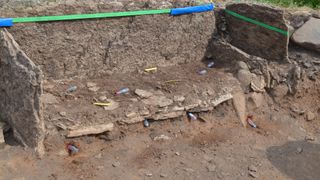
top-left (255, 0), bottom-right (320, 9)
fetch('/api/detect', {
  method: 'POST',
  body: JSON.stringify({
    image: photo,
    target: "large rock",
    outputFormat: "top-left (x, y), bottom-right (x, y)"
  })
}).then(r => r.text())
top-left (292, 18), bottom-right (320, 53)
top-left (226, 3), bottom-right (289, 62)
top-left (0, 29), bottom-right (44, 155)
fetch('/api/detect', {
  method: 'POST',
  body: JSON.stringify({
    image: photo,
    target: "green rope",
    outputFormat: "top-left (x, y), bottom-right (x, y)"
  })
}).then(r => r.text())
top-left (224, 9), bottom-right (288, 36)
top-left (12, 9), bottom-right (171, 23)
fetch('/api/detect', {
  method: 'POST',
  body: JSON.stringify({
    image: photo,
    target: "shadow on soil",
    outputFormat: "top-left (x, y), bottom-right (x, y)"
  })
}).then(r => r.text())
top-left (266, 141), bottom-right (320, 180)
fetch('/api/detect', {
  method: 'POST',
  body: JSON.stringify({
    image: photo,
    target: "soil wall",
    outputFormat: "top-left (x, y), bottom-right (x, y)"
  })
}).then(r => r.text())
top-left (1, 0), bottom-right (215, 79)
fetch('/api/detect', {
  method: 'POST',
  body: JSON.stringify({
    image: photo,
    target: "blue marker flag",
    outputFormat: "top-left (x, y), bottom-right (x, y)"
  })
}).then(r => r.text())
top-left (170, 4), bottom-right (214, 16)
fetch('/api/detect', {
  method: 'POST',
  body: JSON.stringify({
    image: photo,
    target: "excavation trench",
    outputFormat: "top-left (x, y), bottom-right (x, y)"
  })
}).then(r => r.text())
top-left (0, 1), bottom-right (291, 155)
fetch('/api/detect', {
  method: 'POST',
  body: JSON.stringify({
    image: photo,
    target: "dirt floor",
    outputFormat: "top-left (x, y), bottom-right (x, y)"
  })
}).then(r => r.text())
top-left (1, 46), bottom-right (320, 180)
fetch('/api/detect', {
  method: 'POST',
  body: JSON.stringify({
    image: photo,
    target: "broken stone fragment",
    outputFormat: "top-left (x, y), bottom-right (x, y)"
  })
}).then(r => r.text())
top-left (250, 76), bottom-right (266, 93)
top-left (206, 164), bottom-right (216, 172)
top-left (173, 95), bottom-right (185, 102)
top-left (188, 106), bottom-right (213, 113)
top-left (139, 108), bottom-right (150, 116)
top-left (172, 106), bottom-right (185, 111)
top-left (184, 96), bottom-right (202, 110)
top-left (232, 92), bottom-right (247, 127)
top-left (248, 165), bottom-right (258, 172)
top-left (86, 82), bottom-right (97, 88)
top-left (211, 93), bottom-right (233, 107)
top-left (289, 11), bottom-right (312, 29)
top-left (306, 111), bottom-right (316, 121)
top-left (271, 84), bottom-right (288, 99)
top-left (103, 99), bottom-right (119, 111)
top-left (153, 134), bottom-right (171, 141)
top-left (86, 82), bottom-right (100, 92)
top-left (121, 116), bottom-right (145, 124)
top-left (59, 111), bottom-right (67, 117)
top-left (88, 86), bottom-right (100, 92)
top-left (237, 69), bottom-right (255, 88)
top-left (134, 89), bottom-right (153, 98)
top-left (67, 123), bottom-right (114, 137)
top-left (152, 111), bottom-right (184, 120)
top-left (184, 103), bottom-right (200, 111)
top-left (42, 93), bottom-right (59, 105)
top-left (247, 92), bottom-right (264, 109)
top-left (142, 96), bottom-right (173, 108)
top-left (125, 112), bottom-right (138, 118)
top-left (98, 96), bottom-right (107, 102)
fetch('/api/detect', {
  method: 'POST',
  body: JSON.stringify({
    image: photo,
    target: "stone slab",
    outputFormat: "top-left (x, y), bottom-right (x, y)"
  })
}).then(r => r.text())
top-left (292, 18), bottom-right (320, 53)
top-left (226, 3), bottom-right (289, 62)
top-left (0, 29), bottom-right (44, 155)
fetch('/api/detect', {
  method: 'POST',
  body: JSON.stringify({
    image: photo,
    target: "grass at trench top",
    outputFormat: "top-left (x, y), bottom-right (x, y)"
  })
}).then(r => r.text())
top-left (254, 0), bottom-right (320, 8)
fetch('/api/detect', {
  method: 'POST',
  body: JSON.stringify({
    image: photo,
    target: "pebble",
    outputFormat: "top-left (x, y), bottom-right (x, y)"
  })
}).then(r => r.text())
top-left (88, 86), bottom-right (100, 92)
top-left (145, 173), bottom-right (153, 177)
top-left (303, 62), bottom-right (312, 68)
top-left (183, 168), bottom-right (195, 173)
top-left (94, 153), bottom-right (102, 159)
top-left (305, 135), bottom-right (315, 141)
top-left (296, 147), bottom-right (303, 154)
top-left (112, 162), bottom-right (120, 167)
top-left (139, 109), bottom-right (150, 116)
top-left (248, 165), bottom-right (258, 172)
top-left (160, 173), bottom-right (167, 178)
top-left (97, 166), bottom-right (104, 170)
top-left (248, 171), bottom-right (258, 178)
top-left (59, 111), bottom-right (67, 117)
top-left (153, 134), bottom-right (171, 141)
top-left (126, 112), bottom-right (137, 118)
top-left (98, 96), bottom-right (107, 102)
top-left (175, 152), bottom-right (180, 156)
top-left (206, 164), bottom-right (216, 172)
top-left (173, 95), bottom-right (185, 102)
top-left (306, 111), bottom-right (316, 121)
top-left (198, 69), bottom-right (208, 75)
top-left (86, 82), bottom-right (97, 88)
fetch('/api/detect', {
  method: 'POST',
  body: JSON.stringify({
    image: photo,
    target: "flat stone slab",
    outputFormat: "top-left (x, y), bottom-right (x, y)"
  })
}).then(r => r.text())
top-left (292, 18), bottom-right (320, 53)
top-left (0, 29), bottom-right (44, 155)
top-left (226, 3), bottom-right (289, 62)
top-left (67, 123), bottom-right (114, 137)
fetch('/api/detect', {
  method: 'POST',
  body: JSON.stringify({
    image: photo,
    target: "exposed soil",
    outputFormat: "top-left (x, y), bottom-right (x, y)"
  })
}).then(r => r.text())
top-left (1, 50), bottom-right (320, 179)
